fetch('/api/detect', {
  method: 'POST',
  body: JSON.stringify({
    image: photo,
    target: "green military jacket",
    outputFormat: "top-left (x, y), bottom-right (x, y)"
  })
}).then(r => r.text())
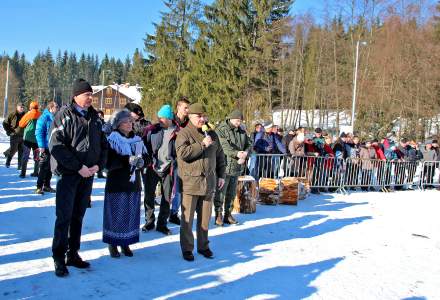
top-left (176, 122), bottom-right (226, 196)
top-left (215, 120), bottom-right (252, 176)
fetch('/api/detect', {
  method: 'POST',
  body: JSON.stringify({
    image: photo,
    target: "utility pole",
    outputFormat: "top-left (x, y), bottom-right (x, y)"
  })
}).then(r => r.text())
top-left (3, 60), bottom-right (9, 118)
top-left (100, 71), bottom-right (105, 110)
top-left (351, 40), bottom-right (367, 131)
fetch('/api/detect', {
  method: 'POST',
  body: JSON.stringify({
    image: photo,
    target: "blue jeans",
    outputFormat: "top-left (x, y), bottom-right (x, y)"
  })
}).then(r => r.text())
top-left (171, 166), bottom-right (181, 215)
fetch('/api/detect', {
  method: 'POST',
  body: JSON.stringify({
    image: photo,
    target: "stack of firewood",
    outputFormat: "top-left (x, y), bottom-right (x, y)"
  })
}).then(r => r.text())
top-left (279, 177), bottom-right (299, 205)
top-left (258, 178), bottom-right (279, 205)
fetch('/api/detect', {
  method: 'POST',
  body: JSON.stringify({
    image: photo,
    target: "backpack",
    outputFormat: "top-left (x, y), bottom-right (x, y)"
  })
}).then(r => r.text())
top-left (23, 119), bottom-right (38, 144)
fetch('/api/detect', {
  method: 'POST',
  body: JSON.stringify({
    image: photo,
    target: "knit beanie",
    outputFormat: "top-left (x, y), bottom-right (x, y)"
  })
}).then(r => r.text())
top-left (72, 78), bottom-right (93, 98)
top-left (110, 109), bottom-right (132, 130)
top-left (157, 104), bottom-right (174, 120)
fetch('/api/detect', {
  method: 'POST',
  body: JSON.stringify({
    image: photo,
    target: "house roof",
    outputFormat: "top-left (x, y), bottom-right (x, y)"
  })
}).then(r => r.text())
top-left (92, 84), bottom-right (142, 104)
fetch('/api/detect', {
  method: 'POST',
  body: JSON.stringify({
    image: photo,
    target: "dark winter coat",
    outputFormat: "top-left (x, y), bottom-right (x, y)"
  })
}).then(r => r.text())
top-left (254, 132), bottom-right (286, 154)
top-left (133, 118), bottom-right (151, 137)
top-left (105, 131), bottom-right (142, 193)
top-left (49, 103), bottom-right (108, 176)
top-left (215, 120), bottom-right (252, 176)
top-left (35, 109), bottom-right (54, 149)
top-left (2, 111), bottom-right (25, 137)
top-left (176, 122), bottom-right (226, 196)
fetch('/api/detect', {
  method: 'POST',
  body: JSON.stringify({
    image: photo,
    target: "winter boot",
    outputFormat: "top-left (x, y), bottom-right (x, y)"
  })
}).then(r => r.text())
top-left (169, 213), bottom-right (181, 225)
top-left (5, 156), bottom-right (11, 168)
top-left (108, 245), bottom-right (120, 258)
top-left (223, 213), bottom-right (238, 225)
top-left (215, 212), bottom-right (224, 226)
top-left (121, 245), bottom-right (133, 257)
top-left (54, 259), bottom-right (69, 277)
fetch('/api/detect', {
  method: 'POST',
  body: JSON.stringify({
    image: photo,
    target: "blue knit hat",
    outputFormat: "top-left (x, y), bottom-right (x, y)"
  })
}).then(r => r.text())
top-left (157, 104), bottom-right (174, 120)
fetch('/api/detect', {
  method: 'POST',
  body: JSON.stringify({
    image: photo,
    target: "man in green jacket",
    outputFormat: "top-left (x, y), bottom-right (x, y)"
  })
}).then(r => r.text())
top-left (3, 103), bottom-right (25, 168)
top-left (176, 103), bottom-right (226, 261)
top-left (214, 109), bottom-right (251, 226)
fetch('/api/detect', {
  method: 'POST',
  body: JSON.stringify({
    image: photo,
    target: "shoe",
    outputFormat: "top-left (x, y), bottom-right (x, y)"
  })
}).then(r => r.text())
top-left (35, 188), bottom-right (44, 195)
top-left (169, 213), bottom-right (181, 225)
top-left (121, 245), bottom-right (133, 257)
top-left (197, 248), bottom-right (214, 259)
top-left (30, 172), bottom-right (38, 177)
top-left (215, 212), bottom-right (224, 226)
top-left (223, 214), bottom-right (238, 225)
top-left (54, 260), bottom-right (69, 277)
top-left (66, 252), bottom-right (90, 269)
top-left (182, 251), bottom-right (194, 261)
top-left (43, 186), bottom-right (56, 193)
top-left (19, 174), bottom-right (25, 178)
top-left (156, 226), bottom-right (171, 236)
top-left (108, 245), bottom-right (120, 258)
top-left (141, 222), bottom-right (155, 232)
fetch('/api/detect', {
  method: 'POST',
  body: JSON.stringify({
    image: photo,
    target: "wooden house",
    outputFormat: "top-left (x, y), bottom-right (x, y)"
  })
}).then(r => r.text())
top-left (92, 83), bottom-right (142, 115)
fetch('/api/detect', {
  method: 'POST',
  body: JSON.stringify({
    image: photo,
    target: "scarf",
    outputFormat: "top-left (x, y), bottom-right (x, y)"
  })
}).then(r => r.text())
top-left (107, 131), bottom-right (148, 182)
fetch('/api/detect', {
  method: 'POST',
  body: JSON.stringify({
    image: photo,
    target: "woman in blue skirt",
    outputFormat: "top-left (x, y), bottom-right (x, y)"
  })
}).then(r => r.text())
top-left (103, 109), bottom-right (147, 257)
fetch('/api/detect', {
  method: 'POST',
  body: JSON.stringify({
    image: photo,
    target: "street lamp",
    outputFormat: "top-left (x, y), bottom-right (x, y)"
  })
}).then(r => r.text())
top-left (351, 40), bottom-right (367, 130)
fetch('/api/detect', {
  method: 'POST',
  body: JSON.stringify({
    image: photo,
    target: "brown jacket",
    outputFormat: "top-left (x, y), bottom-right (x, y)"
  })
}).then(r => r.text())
top-left (359, 146), bottom-right (377, 170)
top-left (176, 122), bottom-right (226, 196)
top-left (288, 137), bottom-right (305, 156)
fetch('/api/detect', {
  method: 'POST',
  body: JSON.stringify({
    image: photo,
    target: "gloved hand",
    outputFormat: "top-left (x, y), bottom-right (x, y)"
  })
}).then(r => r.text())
top-left (129, 156), bottom-right (144, 169)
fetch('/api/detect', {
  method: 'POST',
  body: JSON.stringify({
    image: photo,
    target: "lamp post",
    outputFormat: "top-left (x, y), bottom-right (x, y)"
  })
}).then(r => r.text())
top-left (3, 60), bottom-right (9, 118)
top-left (351, 40), bottom-right (367, 130)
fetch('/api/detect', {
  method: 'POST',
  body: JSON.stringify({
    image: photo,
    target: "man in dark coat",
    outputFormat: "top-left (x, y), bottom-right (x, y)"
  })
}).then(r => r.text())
top-left (3, 103), bottom-right (25, 168)
top-left (125, 102), bottom-right (151, 137)
top-left (176, 103), bottom-right (226, 261)
top-left (214, 109), bottom-right (251, 226)
top-left (49, 79), bottom-right (108, 277)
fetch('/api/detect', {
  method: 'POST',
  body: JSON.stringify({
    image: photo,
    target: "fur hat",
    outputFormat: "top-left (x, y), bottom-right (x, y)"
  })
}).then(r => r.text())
top-left (110, 109), bottom-right (132, 130)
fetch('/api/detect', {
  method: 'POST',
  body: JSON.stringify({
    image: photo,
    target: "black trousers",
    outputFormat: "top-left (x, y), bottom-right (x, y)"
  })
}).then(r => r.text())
top-left (37, 151), bottom-right (52, 189)
top-left (4, 134), bottom-right (23, 166)
top-left (52, 174), bottom-right (93, 261)
top-left (143, 168), bottom-right (172, 228)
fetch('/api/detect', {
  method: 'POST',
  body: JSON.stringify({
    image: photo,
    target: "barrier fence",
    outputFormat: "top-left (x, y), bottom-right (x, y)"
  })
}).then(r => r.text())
top-left (247, 154), bottom-right (440, 192)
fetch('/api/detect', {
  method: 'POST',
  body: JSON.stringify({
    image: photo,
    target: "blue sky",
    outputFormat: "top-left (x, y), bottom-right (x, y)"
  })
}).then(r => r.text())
top-left (0, 0), bottom-right (322, 61)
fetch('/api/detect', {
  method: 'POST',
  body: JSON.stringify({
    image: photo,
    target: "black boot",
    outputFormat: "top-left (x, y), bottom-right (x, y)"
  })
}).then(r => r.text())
top-left (108, 245), bottom-right (120, 258)
top-left (197, 248), bottom-right (214, 259)
top-left (215, 212), bottom-right (224, 226)
top-left (30, 162), bottom-right (39, 177)
top-left (66, 251), bottom-right (90, 269)
top-left (141, 222), bottom-right (155, 232)
top-left (182, 251), bottom-right (194, 261)
top-left (169, 213), bottom-right (181, 225)
top-left (223, 213), bottom-right (238, 225)
top-left (54, 259), bottom-right (69, 277)
top-left (156, 226), bottom-right (171, 236)
top-left (121, 245), bottom-right (133, 257)
top-left (5, 156), bottom-right (11, 168)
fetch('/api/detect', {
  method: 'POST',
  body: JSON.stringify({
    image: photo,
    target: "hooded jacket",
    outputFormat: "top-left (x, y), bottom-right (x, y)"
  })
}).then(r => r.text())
top-left (35, 108), bottom-right (54, 149)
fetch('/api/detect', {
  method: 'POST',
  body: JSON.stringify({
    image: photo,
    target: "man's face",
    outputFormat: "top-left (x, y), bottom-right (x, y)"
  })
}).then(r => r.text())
top-left (230, 118), bottom-right (241, 128)
top-left (189, 113), bottom-right (206, 128)
top-left (353, 137), bottom-right (359, 144)
top-left (74, 92), bottom-right (93, 108)
top-left (255, 125), bottom-right (262, 132)
top-left (50, 104), bottom-right (59, 114)
top-left (177, 102), bottom-right (189, 117)
top-left (315, 132), bottom-right (322, 138)
top-left (16, 105), bottom-right (24, 113)
top-left (130, 112), bottom-right (140, 121)
top-left (159, 117), bottom-right (172, 128)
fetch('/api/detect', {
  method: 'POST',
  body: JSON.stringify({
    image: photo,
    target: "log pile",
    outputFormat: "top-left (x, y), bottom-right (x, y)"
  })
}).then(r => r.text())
top-left (258, 178), bottom-right (279, 205)
top-left (279, 177), bottom-right (299, 205)
top-left (233, 176), bottom-right (258, 214)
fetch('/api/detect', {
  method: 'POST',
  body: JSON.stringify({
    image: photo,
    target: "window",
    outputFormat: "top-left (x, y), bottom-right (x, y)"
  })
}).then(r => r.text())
top-left (106, 87), bottom-right (113, 96)
top-left (105, 109), bottom-right (112, 115)
top-left (119, 97), bottom-right (126, 105)
top-left (105, 97), bottom-right (112, 105)
top-left (92, 97), bottom-right (99, 104)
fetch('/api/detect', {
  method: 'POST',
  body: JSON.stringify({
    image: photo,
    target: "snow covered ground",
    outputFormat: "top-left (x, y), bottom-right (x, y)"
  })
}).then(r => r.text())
top-left (0, 127), bottom-right (439, 300)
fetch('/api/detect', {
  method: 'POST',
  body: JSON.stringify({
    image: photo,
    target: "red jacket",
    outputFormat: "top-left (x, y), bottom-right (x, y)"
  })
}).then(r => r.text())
top-left (372, 144), bottom-right (386, 160)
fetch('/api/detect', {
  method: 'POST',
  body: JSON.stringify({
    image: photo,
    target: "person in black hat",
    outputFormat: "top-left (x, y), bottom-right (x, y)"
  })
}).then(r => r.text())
top-left (124, 102), bottom-right (150, 137)
top-left (49, 78), bottom-right (108, 277)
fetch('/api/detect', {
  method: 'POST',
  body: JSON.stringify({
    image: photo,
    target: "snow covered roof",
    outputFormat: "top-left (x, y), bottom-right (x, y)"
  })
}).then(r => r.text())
top-left (92, 84), bottom-right (142, 104)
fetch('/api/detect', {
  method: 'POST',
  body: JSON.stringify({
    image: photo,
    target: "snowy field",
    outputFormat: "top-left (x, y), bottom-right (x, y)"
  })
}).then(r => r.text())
top-left (0, 127), bottom-right (440, 300)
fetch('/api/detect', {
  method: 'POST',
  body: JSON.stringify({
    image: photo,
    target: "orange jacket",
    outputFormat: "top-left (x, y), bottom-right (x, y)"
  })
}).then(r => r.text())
top-left (19, 109), bottom-right (41, 128)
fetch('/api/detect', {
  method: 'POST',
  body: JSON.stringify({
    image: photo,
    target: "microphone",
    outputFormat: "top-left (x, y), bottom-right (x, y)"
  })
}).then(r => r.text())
top-left (202, 124), bottom-right (209, 137)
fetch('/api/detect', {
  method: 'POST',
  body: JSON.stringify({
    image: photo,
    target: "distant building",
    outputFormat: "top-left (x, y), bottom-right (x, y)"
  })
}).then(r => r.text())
top-left (92, 83), bottom-right (142, 115)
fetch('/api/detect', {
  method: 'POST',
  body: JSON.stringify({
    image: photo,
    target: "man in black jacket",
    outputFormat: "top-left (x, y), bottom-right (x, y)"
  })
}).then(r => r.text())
top-left (125, 102), bottom-right (150, 137)
top-left (49, 79), bottom-right (108, 277)
top-left (3, 103), bottom-right (25, 168)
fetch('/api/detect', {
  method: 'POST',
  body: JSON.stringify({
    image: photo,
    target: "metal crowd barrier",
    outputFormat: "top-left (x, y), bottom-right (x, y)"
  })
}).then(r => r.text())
top-left (246, 154), bottom-right (439, 193)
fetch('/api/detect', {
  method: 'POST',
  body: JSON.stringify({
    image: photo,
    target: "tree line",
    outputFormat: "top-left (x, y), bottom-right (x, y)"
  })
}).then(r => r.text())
top-left (1, 0), bottom-right (440, 140)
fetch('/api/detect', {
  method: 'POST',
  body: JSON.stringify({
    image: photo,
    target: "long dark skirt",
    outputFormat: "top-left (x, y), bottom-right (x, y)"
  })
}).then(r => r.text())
top-left (103, 191), bottom-right (141, 246)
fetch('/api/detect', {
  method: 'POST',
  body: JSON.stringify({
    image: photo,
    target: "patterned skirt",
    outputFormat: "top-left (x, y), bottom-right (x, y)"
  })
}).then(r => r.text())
top-left (103, 191), bottom-right (141, 246)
